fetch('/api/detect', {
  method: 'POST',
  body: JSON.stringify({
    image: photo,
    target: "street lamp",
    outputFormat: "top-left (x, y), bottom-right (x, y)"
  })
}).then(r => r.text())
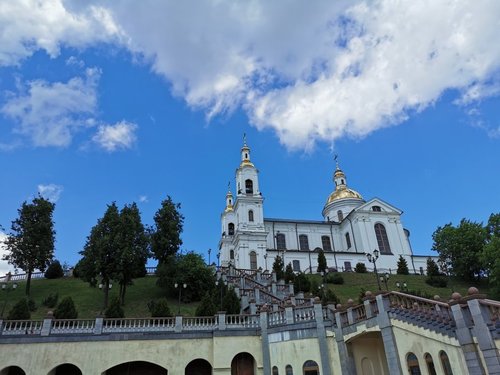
top-left (98, 283), bottom-right (113, 290)
top-left (1, 283), bottom-right (18, 317)
top-left (396, 281), bottom-right (408, 292)
top-left (215, 279), bottom-right (227, 309)
top-left (380, 273), bottom-right (389, 290)
top-left (208, 248), bottom-right (211, 265)
top-left (366, 249), bottom-right (381, 291)
top-left (317, 284), bottom-right (325, 299)
top-left (174, 282), bottom-right (187, 315)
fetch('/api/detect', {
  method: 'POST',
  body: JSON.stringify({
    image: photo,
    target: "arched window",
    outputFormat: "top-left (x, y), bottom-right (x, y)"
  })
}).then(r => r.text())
top-left (337, 210), bottom-right (343, 221)
top-left (372, 205), bottom-right (382, 212)
top-left (0, 366), bottom-right (25, 375)
top-left (285, 365), bottom-right (293, 375)
top-left (272, 366), bottom-right (279, 375)
top-left (228, 223), bottom-right (235, 236)
top-left (425, 353), bottom-right (437, 375)
top-left (439, 351), bottom-right (453, 375)
top-left (250, 251), bottom-right (257, 270)
top-left (276, 233), bottom-right (286, 250)
top-left (303, 360), bottom-right (319, 375)
top-left (407, 353), bottom-right (421, 375)
top-left (293, 260), bottom-right (300, 271)
top-left (230, 250), bottom-right (234, 260)
top-left (248, 210), bottom-right (254, 222)
top-left (345, 232), bottom-right (351, 249)
top-left (231, 353), bottom-right (255, 375)
top-left (245, 179), bottom-right (253, 194)
top-left (50, 364), bottom-right (82, 375)
top-left (374, 223), bottom-right (391, 254)
top-left (185, 358), bottom-right (212, 375)
top-left (321, 236), bottom-right (332, 251)
top-left (299, 235), bottom-right (309, 251)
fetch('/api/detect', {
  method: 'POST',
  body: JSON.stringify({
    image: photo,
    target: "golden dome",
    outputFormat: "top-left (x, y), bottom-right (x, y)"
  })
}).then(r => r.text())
top-left (224, 205), bottom-right (234, 213)
top-left (325, 186), bottom-right (363, 205)
top-left (239, 159), bottom-right (255, 168)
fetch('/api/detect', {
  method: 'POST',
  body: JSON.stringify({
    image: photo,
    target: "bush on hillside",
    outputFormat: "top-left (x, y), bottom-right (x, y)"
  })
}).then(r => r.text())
top-left (354, 263), bottom-right (367, 273)
top-left (7, 299), bottom-right (31, 320)
top-left (45, 260), bottom-right (64, 279)
top-left (322, 288), bottom-right (339, 305)
top-left (325, 273), bottom-right (344, 285)
top-left (222, 287), bottom-right (240, 314)
top-left (54, 297), bottom-right (78, 319)
top-left (397, 256), bottom-right (410, 275)
top-left (294, 272), bottom-right (310, 293)
top-left (148, 298), bottom-right (172, 317)
top-left (105, 297), bottom-right (124, 318)
top-left (195, 292), bottom-right (217, 317)
top-left (42, 292), bottom-right (59, 308)
top-left (425, 276), bottom-right (448, 288)
top-left (27, 298), bottom-right (37, 312)
top-left (426, 258), bottom-right (440, 277)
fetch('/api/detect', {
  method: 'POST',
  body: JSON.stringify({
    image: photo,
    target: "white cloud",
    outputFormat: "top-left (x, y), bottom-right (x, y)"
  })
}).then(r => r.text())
top-left (92, 121), bottom-right (137, 151)
top-left (139, 195), bottom-right (148, 203)
top-left (0, 232), bottom-right (14, 277)
top-left (1, 68), bottom-right (100, 147)
top-left (3, 1), bottom-right (500, 149)
top-left (38, 184), bottom-right (64, 203)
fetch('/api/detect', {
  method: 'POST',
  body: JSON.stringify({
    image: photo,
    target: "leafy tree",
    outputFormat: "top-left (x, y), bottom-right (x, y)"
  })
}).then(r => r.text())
top-left (397, 256), bottom-right (409, 275)
top-left (284, 263), bottom-right (295, 283)
top-left (54, 297), bottom-right (78, 319)
top-left (7, 299), bottom-right (30, 320)
top-left (426, 258), bottom-right (440, 277)
top-left (3, 195), bottom-right (55, 295)
top-left (42, 292), bottom-right (59, 308)
top-left (481, 213), bottom-right (500, 298)
top-left (148, 299), bottom-right (172, 317)
top-left (222, 287), bottom-right (240, 314)
top-left (45, 260), bottom-right (64, 279)
top-left (432, 219), bottom-right (486, 281)
top-left (354, 262), bottom-right (367, 273)
top-left (150, 196), bottom-right (184, 265)
top-left (325, 273), bottom-right (344, 285)
top-left (272, 255), bottom-right (284, 281)
top-left (79, 203), bottom-right (122, 309)
top-left (317, 249), bottom-right (327, 273)
top-left (322, 288), bottom-right (339, 306)
top-left (116, 203), bottom-right (149, 305)
top-left (195, 292), bottom-right (217, 316)
top-left (105, 297), bottom-right (124, 318)
top-left (294, 272), bottom-right (310, 293)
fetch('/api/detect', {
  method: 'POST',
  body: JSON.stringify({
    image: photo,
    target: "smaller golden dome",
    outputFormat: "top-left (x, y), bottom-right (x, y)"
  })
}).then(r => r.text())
top-left (224, 205), bottom-right (234, 213)
top-left (239, 159), bottom-right (255, 168)
top-left (326, 186), bottom-right (363, 205)
top-left (334, 169), bottom-right (345, 178)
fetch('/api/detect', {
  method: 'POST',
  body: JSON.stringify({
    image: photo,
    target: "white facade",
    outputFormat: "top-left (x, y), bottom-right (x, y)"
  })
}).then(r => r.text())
top-left (219, 140), bottom-right (431, 274)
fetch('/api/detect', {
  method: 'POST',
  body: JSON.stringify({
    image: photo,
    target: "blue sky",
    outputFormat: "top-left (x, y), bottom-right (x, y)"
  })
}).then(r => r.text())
top-left (1, 1), bottom-right (500, 275)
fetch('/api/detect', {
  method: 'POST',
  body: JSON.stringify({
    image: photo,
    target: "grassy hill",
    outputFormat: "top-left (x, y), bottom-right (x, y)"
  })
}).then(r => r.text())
top-left (0, 273), bottom-right (489, 320)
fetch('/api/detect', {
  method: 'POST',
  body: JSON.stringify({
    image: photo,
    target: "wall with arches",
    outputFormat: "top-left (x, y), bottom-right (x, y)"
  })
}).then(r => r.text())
top-left (268, 336), bottom-right (327, 374)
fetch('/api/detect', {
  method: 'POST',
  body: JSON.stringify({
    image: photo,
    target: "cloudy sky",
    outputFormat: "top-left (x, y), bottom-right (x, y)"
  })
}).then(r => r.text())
top-left (1, 0), bottom-right (499, 275)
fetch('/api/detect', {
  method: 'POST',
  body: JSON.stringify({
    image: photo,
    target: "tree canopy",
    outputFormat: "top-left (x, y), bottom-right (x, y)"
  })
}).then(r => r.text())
top-left (3, 195), bottom-right (55, 296)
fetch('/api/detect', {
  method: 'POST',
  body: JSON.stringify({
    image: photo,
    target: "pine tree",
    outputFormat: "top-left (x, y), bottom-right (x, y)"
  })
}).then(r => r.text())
top-left (284, 263), bottom-right (295, 283)
top-left (426, 258), bottom-right (440, 277)
top-left (222, 287), bottom-right (240, 314)
top-left (272, 255), bottom-right (284, 280)
top-left (54, 297), bottom-right (78, 319)
top-left (397, 255), bottom-right (409, 275)
top-left (195, 292), bottom-right (217, 316)
top-left (317, 249), bottom-right (327, 273)
top-left (7, 299), bottom-right (31, 320)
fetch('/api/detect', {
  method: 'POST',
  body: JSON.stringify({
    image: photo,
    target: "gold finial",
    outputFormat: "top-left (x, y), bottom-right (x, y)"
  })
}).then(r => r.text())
top-left (227, 181), bottom-right (231, 192)
top-left (334, 154), bottom-right (340, 170)
top-left (243, 132), bottom-right (247, 146)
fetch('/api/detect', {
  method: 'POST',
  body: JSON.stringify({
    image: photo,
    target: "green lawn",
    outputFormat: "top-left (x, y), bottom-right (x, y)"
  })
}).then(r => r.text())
top-left (0, 273), bottom-right (490, 320)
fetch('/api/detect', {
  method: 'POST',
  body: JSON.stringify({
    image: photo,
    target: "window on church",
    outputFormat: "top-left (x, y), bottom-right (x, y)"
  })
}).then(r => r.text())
top-left (425, 353), bottom-right (437, 375)
top-left (407, 353), bottom-right (421, 375)
top-left (345, 232), bottom-right (351, 249)
top-left (344, 261), bottom-right (352, 272)
top-left (439, 351), bottom-right (453, 375)
top-left (337, 210), bottom-right (343, 221)
top-left (372, 205), bottom-right (382, 212)
top-left (293, 260), bottom-right (300, 272)
top-left (303, 360), bottom-right (319, 375)
top-left (272, 366), bottom-right (279, 375)
top-left (276, 233), bottom-right (286, 250)
top-left (228, 223), bottom-right (235, 236)
top-left (230, 250), bottom-right (234, 260)
top-left (299, 235), bottom-right (309, 251)
top-left (245, 179), bottom-right (253, 194)
top-left (250, 251), bottom-right (257, 270)
top-left (285, 365), bottom-right (293, 375)
top-left (249, 210), bottom-right (254, 222)
top-left (321, 236), bottom-right (332, 251)
top-left (374, 223), bottom-right (391, 254)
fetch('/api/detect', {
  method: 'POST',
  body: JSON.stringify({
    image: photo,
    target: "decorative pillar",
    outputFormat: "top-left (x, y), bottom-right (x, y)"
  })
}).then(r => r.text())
top-left (375, 294), bottom-right (403, 374)
top-left (314, 301), bottom-right (333, 375)
top-left (259, 308), bottom-right (272, 375)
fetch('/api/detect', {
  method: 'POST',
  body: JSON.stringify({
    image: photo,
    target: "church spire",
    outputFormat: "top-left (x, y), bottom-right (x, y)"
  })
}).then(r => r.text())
top-left (240, 133), bottom-right (254, 168)
top-left (224, 181), bottom-right (234, 213)
top-left (333, 155), bottom-right (347, 188)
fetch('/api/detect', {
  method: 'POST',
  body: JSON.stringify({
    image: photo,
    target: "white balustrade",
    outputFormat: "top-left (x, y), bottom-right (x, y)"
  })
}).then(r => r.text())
top-left (51, 319), bottom-right (95, 334)
top-left (1, 320), bottom-right (43, 335)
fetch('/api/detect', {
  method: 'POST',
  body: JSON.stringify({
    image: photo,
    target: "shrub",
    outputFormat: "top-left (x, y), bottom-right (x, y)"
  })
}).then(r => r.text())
top-left (294, 272), bottom-right (310, 293)
top-left (426, 258), bottom-right (440, 277)
top-left (45, 260), bottom-right (64, 279)
top-left (105, 297), bottom-right (124, 318)
top-left (397, 255), bottom-right (409, 275)
top-left (27, 298), bottom-right (37, 312)
top-left (354, 263), bottom-right (367, 273)
top-left (54, 297), bottom-right (78, 319)
top-left (7, 299), bottom-right (31, 320)
top-left (222, 287), bottom-right (240, 314)
top-left (425, 276), bottom-right (448, 288)
top-left (195, 292), bottom-right (217, 316)
top-left (322, 288), bottom-right (339, 305)
top-left (42, 292), bottom-right (59, 308)
top-left (148, 298), bottom-right (172, 317)
top-left (284, 263), bottom-right (295, 284)
top-left (326, 273), bottom-right (344, 285)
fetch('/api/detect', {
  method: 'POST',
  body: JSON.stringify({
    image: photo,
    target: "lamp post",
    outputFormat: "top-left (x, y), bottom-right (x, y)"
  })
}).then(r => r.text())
top-left (215, 279), bottom-right (227, 309)
top-left (396, 281), bottom-right (408, 292)
top-left (174, 282), bottom-right (187, 315)
top-left (98, 283), bottom-right (113, 290)
top-left (380, 273), bottom-right (389, 290)
top-left (317, 284), bottom-right (325, 299)
top-left (264, 254), bottom-right (268, 271)
top-left (208, 248), bottom-right (211, 265)
top-left (1, 283), bottom-right (18, 317)
top-left (366, 249), bottom-right (381, 291)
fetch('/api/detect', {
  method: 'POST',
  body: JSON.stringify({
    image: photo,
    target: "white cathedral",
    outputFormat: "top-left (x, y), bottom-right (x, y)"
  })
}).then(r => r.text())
top-left (219, 139), bottom-right (430, 275)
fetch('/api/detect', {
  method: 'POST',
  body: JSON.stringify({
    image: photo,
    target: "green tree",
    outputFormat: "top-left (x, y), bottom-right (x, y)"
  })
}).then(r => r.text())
top-left (426, 258), bottom-right (440, 277)
top-left (3, 195), bottom-right (55, 296)
top-left (7, 299), bottom-right (30, 320)
top-left (284, 263), bottom-right (295, 283)
top-left (148, 299), bottom-right (172, 317)
top-left (322, 288), bottom-right (339, 306)
top-left (150, 196), bottom-right (184, 265)
top-left (222, 287), bottom-right (240, 314)
top-left (54, 297), bottom-right (78, 319)
top-left (272, 255), bottom-right (284, 281)
top-left (481, 213), bottom-right (500, 299)
top-left (294, 272), bottom-right (310, 293)
top-left (317, 249), bottom-right (327, 273)
top-left (44, 260), bottom-right (64, 279)
top-left (79, 203), bottom-right (122, 309)
top-left (105, 297), bottom-right (125, 318)
top-left (195, 292), bottom-right (217, 316)
top-left (397, 256), bottom-right (409, 275)
top-left (116, 203), bottom-right (149, 305)
top-left (354, 262), bottom-right (367, 273)
top-left (432, 219), bottom-right (486, 281)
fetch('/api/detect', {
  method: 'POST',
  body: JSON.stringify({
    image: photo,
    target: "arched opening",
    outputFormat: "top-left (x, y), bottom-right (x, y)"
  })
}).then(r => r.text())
top-left (185, 358), bottom-right (212, 375)
top-left (231, 352), bottom-right (255, 375)
top-left (48, 364), bottom-right (82, 375)
top-left (424, 353), bottom-right (436, 375)
top-left (0, 367), bottom-right (25, 375)
top-left (321, 236), bottom-right (332, 251)
top-left (299, 234), bottom-right (309, 251)
top-left (439, 351), bottom-right (453, 375)
top-left (249, 251), bottom-right (257, 270)
top-left (361, 357), bottom-right (375, 375)
top-left (228, 223), bottom-right (235, 236)
top-left (303, 360), bottom-right (319, 375)
top-left (407, 353), bottom-right (421, 375)
top-left (103, 361), bottom-right (168, 375)
top-left (230, 250), bottom-right (234, 260)
top-left (337, 210), bottom-right (343, 221)
top-left (272, 366), bottom-right (279, 375)
top-left (248, 210), bottom-right (254, 222)
top-left (374, 223), bottom-right (391, 254)
top-left (345, 232), bottom-right (351, 249)
top-left (245, 179), bottom-right (253, 194)
top-left (285, 365), bottom-right (293, 375)
top-left (276, 233), bottom-right (286, 250)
